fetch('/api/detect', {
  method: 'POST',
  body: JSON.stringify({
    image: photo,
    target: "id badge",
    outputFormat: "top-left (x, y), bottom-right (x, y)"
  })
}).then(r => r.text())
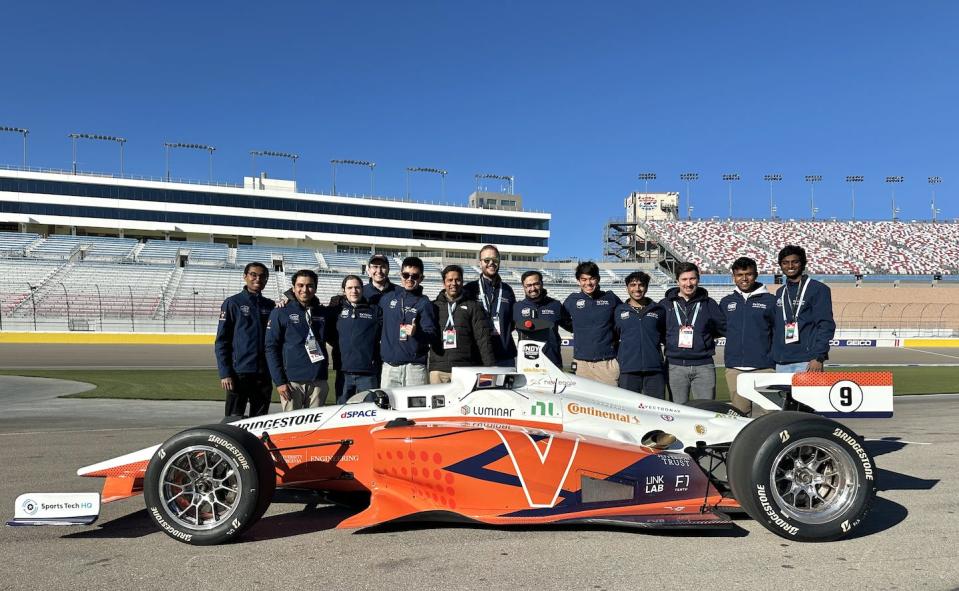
top-left (399, 323), bottom-right (412, 341)
top-left (784, 322), bottom-right (800, 344)
top-left (491, 314), bottom-right (501, 336)
top-left (305, 336), bottom-right (325, 363)
top-left (443, 328), bottom-right (457, 349)
top-left (678, 325), bottom-right (694, 349)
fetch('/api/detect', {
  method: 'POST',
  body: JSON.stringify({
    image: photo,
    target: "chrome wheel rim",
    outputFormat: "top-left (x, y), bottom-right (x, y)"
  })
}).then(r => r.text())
top-left (158, 445), bottom-right (241, 530)
top-left (770, 437), bottom-right (859, 524)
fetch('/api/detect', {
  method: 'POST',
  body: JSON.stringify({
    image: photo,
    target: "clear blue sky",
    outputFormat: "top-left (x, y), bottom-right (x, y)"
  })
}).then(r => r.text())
top-left (2, 1), bottom-right (956, 259)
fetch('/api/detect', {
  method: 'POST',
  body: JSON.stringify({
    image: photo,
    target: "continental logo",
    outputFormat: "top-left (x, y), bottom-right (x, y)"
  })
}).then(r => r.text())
top-left (832, 427), bottom-right (874, 480)
top-left (566, 402), bottom-right (639, 424)
top-left (756, 485), bottom-right (799, 536)
top-left (150, 506), bottom-right (193, 542)
top-left (207, 435), bottom-right (250, 470)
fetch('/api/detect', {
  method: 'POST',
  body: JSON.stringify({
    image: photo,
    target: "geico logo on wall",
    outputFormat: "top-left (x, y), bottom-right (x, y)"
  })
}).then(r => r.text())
top-left (829, 339), bottom-right (876, 347)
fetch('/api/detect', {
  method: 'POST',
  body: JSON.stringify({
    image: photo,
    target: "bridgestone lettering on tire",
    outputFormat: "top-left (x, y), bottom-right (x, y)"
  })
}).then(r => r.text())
top-left (143, 424), bottom-right (275, 545)
top-left (727, 411), bottom-right (877, 542)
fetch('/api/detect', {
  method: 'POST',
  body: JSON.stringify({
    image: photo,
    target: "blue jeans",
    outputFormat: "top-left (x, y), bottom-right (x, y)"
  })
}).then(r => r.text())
top-left (776, 362), bottom-right (810, 373)
top-left (337, 372), bottom-right (378, 404)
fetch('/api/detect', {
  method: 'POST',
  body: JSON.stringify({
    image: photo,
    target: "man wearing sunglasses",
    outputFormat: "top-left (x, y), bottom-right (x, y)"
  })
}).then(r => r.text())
top-left (464, 244), bottom-right (517, 366)
top-left (379, 256), bottom-right (437, 387)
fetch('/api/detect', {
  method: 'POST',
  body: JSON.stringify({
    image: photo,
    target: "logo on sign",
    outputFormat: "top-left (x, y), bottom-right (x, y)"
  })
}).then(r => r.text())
top-left (523, 344), bottom-right (540, 360)
top-left (21, 498), bottom-right (38, 516)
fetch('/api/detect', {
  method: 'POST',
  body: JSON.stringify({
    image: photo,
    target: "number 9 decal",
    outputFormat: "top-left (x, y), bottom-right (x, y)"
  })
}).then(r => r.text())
top-left (828, 380), bottom-right (864, 413)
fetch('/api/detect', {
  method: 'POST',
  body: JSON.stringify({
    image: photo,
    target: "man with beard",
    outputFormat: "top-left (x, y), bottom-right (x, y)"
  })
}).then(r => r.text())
top-left (265, 270), bottom-right (331, 410)
top-left (512, 270), bottom-right (567, 369)
top-left (464, 244), bottom-right (517, 366)
top-left (428, 265), bottom-right (495, 383)
top-left (215, 262), bottom-right (276, 417)
top-left (660, 262), bottom-right (725, 403)
top-left (614, 271), bottom-right (667, 398)
top-left (773, 245), bottom-right (835, 373)
top-left (561, 261), bottom-right (623, 386)
top-left (720, 257), bottom-right (776, 415)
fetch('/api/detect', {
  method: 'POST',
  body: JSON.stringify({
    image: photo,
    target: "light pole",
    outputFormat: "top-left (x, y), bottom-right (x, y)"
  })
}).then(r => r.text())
top-left (885, 176), bottom-right (904, 221)
top-left (164, 142), bottom-right (216, 182)
top-left (929, 176), bottom-right (942, 222)
top-left (406, 166), bottom-right (448, 200)
top-left (0, 126), bottom-right (28, 167)
top-left (331, 159), bottom-right (376, 196)
top-left (845, 175), bottom-right (863, 221)
top-left (722, 173), bottom-right (740, 220)
top-left (250, 150), bottom-right (300, 183)
top-left (69, 133), bottom-right (127, 175)
top-left (764, 174), bottom-right (782, 219)
top-left (474, 173), bottom-right (515, 195)
top-left (680, 172), bottom-right (698, 220)
top-left (638, 172), bottom-right (656, 221)
top-left (804, 175), bottom-right (822, 220)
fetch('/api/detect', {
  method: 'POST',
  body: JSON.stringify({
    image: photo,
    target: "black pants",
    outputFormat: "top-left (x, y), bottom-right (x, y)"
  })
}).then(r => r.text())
top-left (617, 370), bottom-right (667, 399)
top-left (225, 373), bottom-right (273, 417)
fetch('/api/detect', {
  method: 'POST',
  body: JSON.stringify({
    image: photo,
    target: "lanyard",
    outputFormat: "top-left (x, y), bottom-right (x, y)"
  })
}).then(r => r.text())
top-left (445, 301), bottom-right (456, 329)
top-left (478, 277), bottom-right (502, 316)
top-left (304, 307), bottom-right (317, 340)
top-left (781, 278), bottom-right (810, 323)
top-left (673, 301), bottom-right (700, 327)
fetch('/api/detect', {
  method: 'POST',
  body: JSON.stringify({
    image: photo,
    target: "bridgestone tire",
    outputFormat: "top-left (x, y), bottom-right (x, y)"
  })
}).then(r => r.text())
top-left (143, 424), bottom-right (275, 545)
top-left (683, 399), bottom-right (747, 417)
top-left (727, 411), bottom-right (877, 542)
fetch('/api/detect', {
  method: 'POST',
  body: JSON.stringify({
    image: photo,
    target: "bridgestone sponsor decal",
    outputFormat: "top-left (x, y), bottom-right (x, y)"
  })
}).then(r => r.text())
top-left (150, 507), bottom-right (193, 542)
top-left (239, 412), bottom-right (325, 432)
top-left (756, 484), bottom-right (799, 536)
top-left (832, 427), bottom-right (874, 480)
top-left (207, 435), bottom-right (250, 470)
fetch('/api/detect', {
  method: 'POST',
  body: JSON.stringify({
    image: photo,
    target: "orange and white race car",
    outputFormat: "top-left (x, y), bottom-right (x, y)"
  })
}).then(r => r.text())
top-left (9, 339), bottom-right (892, 545)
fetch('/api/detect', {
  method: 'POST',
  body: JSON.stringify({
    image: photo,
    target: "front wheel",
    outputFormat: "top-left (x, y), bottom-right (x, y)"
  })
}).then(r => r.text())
top-left (727, 411), bottom-right (877, 542)
top-left (143, 424), bottom-right (275, 545)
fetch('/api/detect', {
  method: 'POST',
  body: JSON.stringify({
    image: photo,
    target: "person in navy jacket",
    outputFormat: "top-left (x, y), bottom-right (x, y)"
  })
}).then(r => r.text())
top-left (561, 261), bottom-right (623, 386)
top-left (660, 262), bottom-right (725, 404)
top-left (720, 257), bottom-right (776, 415)
top-left (265, 269), bottom-right (332, 411)
top-left (614, 271), bottom-right (667, 398)
top-left (513, 271), bottom-right (568, 369)
top-left (772, 245), bottom-right (836, 373)
top-left (378, 256), bottom-right (437, 387)
top-left (463, 244), bottom-right (517, 366)
top-left (328, 275), bottom-right (383, 404)
top-left (363, 253), bottom-right (397, 307)
top-left (215, 262), bottom-right (276, 418)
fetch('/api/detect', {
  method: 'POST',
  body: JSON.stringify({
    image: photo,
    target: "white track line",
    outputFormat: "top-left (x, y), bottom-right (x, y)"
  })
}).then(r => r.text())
top-left (0, 426), bottom-right (191, 437)
top-left (907, 348), bottom-right (959, 361)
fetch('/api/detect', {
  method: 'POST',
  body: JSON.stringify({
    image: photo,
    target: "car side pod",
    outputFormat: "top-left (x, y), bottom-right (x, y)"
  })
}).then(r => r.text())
top-left (7, 492), bottom-right (100, 526)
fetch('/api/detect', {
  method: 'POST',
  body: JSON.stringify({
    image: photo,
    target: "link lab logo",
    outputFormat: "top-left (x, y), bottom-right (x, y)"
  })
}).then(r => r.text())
top-left (21, 498), bottom-right (39, 516)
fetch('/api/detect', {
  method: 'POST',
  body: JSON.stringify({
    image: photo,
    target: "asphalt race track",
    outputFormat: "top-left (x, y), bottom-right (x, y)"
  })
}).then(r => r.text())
top-left (1, 371), bottom-right (958, 590)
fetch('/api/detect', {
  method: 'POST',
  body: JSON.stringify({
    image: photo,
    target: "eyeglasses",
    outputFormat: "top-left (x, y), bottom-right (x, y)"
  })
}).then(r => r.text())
top-left (401, 272), bottom-right (422, 281)
top-left (481, 257), bottom-right (500, 265)
top-left (523, 281), bottom-right (543, 288)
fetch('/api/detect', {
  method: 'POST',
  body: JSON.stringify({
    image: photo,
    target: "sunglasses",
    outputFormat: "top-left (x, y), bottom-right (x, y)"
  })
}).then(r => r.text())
top-left (481, 257), bottom-right (500, 265)
top-left (401, 272), bottom-right (422, 281)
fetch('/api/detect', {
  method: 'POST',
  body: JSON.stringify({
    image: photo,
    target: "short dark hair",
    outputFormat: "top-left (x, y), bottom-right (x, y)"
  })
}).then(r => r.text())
top-left (625, 271), bottom-right (650, 287)
top-left (368, 254), bottom-right (390, 268)
top-left (730, 257), bottom-right (758, 273)
top-left (441, 264), bottom-right (464, 280)
top-left (401, 256), bottom-right (424, 274)
top-left (575, 261), bottom-right (600, 280)
top-left (674, 262), bottom-right (700, 279)
top-left (521, 270), bottom-right (543, 284)
top-left (341, 274), bottom-right (363, 289)
top-left (478, 244), bottom-right (500, 258)
top-left (777, 244), bottom-right (808, 270)
top-left (291, 269), bottom-right (318, 286)
top-left (244, 262), bottom-right (268, 276)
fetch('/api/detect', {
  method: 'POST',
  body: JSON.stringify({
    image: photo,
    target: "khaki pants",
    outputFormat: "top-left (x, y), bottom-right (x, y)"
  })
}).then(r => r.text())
top-left (381, 362), bottom-right (428, 387)
top-left (429, 371), bottom-right (452, 384)
top-left (725, 367), bottom-right (774, 416)
top-left (575, 358), bottom-right (620, 387)
top-left (281, 380), bottom-right (329, 412)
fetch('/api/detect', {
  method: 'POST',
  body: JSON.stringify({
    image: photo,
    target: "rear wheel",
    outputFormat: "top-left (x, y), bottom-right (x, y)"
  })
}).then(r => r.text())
top-left (143, 424), bottom-right (275, 545)
top-left (727, 411), bottom-right (877, 541)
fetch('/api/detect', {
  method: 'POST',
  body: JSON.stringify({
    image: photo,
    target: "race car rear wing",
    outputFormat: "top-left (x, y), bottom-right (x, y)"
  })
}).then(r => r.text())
top-left (737, 371), bottom-right (893, 418)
